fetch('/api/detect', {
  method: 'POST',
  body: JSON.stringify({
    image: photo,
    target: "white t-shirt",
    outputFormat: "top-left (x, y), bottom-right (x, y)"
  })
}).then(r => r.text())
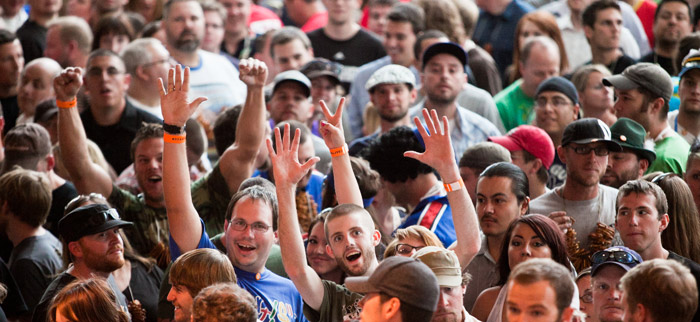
top-left (188, 50), bottom-right (246, 118)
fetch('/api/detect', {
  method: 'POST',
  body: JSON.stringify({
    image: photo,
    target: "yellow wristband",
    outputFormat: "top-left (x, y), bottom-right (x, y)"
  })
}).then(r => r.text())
top-left (444, 178), bottom-right (465, 192)
top-left (56, 97), bottom-right (77, 109)
top-left (330, 144), bottom-right (348, 158)
top-left (164, 132), bottom-right (186, 144)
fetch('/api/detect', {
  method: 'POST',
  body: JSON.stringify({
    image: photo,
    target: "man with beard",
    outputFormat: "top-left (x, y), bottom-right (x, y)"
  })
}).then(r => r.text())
top-left (162, 0), bottom-right (246, 119)
top-left (530, 119), bottom-right (622, 256)
top-left (32, 204), bottom-right (132, 322)
top-left (0, 30), bottom-right (24, 135)
top-left (348, 64), bottom-right (417, 155)
top-left (604, 62), bottom-right (690, 174)
top-left (272, 105), bottom-right (479, 321)
top-left (638, 0), bottom-right (692, 75)
top-left (601, 118), bottom-right (655, 189)
top-left (409, 42), bottom-right (500, 159)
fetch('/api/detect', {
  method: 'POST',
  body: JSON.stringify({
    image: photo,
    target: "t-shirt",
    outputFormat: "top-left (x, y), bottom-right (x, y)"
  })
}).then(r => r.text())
top-left (0, 257), bottom-right (28, 319)
top-left (638, 52), bottom-right (674, 76)
top-left (1, 95), bottom-right (18, 136)
top-left (307, 28), bottom-right (386, 91)
top-left (302, 280), bottom-right (363, 322)
top-left (80, 100), bottom-right (162, 174)
top-left (169, 220), bottom-right (307, 322)
top-left (667, 110), bottom-right (699, 145)
top-left (8, 233), bottom-right (63, 311)
top-left (124, 260), bottom-right (165, 322)
top-left (494, 79), bottom-right (534, 132)
top-left (529, 184), bottom-right (619, 248)
top-left (45, 181), bottom-right (78, 236)
top-left (187, 50), bottom-right (247, 117)
top-left (585, 55), bottom-right (636, 75)
top-left (16, 19), bottom-right (45, 63)
top-left (547, 152), bottom-right (567, 189)
top-left (668, 251), bottom-right (700, 322)
top-left (648, 132), bottom-right (690, 175)
top-left (33, 273), bottom-right (128, 322)
top-left (400, 194), bottom-right (456, 248)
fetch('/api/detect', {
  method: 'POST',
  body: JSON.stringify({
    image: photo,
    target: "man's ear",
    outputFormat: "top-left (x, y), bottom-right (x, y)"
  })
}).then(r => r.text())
top-left (519, 196), bottom-right (530, 215)
top-left (560, 307), bottom-right (575, 322)
top-left (68, 241), bottom-right (83, 259)
top-left (372, 230), bottom-right (382, 247)
top-left (326, 244), bottom-right (334, 257)
top-left (572, 104), bottom-right (581, 120)
top-left (557, 145), bottom-right (567, 165)
top-left (659, 213), bottom-right (670, 232)
top-left (382, 297), bottom-right (402, 320)
top-left (583, 25), bottom-right (593, 39)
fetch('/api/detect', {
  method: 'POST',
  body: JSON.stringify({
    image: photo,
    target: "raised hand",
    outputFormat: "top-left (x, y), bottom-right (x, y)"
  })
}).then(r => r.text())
top-left (238, 58), bottom-right (268, 88)
top-left (159, 64), bottom-right (207, 127)
top-left (404, 108), bottom-right (457, 175)
top-left (53, 67), bottom-right (83, 101)
top-left (267, 124), bottom-right (320, 189)
top-left (319, 97), bottom-right (346, 149)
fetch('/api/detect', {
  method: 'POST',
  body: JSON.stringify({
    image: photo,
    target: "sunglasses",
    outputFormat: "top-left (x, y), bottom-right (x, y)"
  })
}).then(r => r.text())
top-left (592, 250), bottom-right (640, 266)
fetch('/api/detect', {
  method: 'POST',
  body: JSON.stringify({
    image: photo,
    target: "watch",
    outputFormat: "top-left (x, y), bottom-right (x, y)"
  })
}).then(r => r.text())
top-left (163, 122), bottom-right (185, 135)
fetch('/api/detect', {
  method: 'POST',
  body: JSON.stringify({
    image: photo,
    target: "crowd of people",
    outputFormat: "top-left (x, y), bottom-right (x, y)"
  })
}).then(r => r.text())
top-left (2, 0), bottom-right (700, 321)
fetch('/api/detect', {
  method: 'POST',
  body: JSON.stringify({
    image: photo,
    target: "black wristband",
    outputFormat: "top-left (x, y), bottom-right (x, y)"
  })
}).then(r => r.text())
top-left (163, 122), bottom-right (185, 134)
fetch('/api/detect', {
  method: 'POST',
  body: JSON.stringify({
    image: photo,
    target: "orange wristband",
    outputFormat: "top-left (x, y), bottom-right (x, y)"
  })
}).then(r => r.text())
top-left (330, 144), bottom-right (348, 157)
top-left (164, 132), bottom-right (186, 144)
top-left (444, 178), bottom-right (465, 192)
top-left (56, 97), bottom-right (77, 109)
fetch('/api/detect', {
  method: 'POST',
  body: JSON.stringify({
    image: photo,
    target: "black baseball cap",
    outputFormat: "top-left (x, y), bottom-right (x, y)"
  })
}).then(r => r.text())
top-left (58, 204), bottom-right (133, 242)
top-left (421, 42), bottom-right (468, 71)
top-left (561, 118), bottom-right (622, 152)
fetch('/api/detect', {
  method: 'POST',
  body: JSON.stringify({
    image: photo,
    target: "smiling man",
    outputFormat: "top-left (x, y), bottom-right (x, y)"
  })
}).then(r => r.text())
top-left (615, 179), bottom-right (700, 321)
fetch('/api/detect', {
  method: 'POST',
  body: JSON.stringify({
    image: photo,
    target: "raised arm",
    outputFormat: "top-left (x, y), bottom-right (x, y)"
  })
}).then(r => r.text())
top-left (55, 67), bottom-right (113, 197)
top-left (161, 65), bottom-right (208, 253)
top-left (267, 124), bottom-right (326, 310)
top-left (404, 109), bottom-right (480, 269)
top-left (318, 98), bottom-right (363, 207)
top-left (219, 58), bottom-right (268, 193)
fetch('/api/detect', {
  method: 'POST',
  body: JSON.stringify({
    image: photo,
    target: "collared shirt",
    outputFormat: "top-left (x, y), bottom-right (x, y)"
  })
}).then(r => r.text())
top-left (463, 236), bottom-right (499, 312)
top-left (410, 101), bottom-right (501, 159)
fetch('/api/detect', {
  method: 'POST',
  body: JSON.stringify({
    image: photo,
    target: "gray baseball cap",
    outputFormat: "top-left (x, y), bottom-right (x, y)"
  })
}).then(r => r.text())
top-left (602, 62), bottom-right (673, 103)
top-left (365, 64), bottom-right (416, 91)
top-left (272, 70), bottom-right (311, 97)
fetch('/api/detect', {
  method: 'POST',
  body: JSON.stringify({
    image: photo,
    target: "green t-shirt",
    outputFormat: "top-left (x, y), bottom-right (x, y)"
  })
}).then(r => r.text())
top-left (495, 79), bottom-right (535, 132)
top-left (647, 133), bottom-right (691, 175)
top-left (303, 280), bottom-right (363, 322)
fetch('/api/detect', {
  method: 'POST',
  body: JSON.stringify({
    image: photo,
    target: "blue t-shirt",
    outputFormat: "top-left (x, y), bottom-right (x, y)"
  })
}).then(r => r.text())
top-left (169, 220), bottom-right (307, 322)
top-left (399, 195), bottom-right (456, 247)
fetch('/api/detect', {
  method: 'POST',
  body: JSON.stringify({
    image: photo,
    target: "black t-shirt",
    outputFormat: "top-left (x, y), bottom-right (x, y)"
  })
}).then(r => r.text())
top-left (124, 260), bottom-right (164, 322)
top-left (16, 20), bottom-right (46, 63)
top-left (45, 181), bottom-right (78, 236)
top-left (639, 52), bottom-right (675, 76)
top-left (0, 257), bottom-right (28, 320)
top-left (668, 251), bottom-right (700, 322)
top-left (80, 100), bottom-right (162, 174)
top-left (8, 233), bottom-right (63, 312)
top-left (1, 95), bottom-right (18, 135)
top-left (307, 28), bottom-right (386, 91)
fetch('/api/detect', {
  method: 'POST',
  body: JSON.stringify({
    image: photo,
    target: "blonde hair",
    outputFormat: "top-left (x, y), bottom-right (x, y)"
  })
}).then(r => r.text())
top-left (384, 226), bottom-right (443, 258)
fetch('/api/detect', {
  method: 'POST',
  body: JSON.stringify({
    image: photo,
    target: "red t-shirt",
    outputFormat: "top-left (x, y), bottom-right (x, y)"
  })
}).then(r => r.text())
top-left (635, 0), bottom-right (657, 49)
top-left (302, 11), bottom-right (328, 32)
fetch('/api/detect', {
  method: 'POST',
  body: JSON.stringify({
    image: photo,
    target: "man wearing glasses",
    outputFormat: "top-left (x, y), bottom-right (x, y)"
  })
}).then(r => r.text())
top-left (615, 179), bottom-right (700, 321)
top-left (604, 62), bottom-right (690, 175)
top-left (530, 118), bottom-right (623, 257)
top-left (590, 246), bottom-right (642, 322)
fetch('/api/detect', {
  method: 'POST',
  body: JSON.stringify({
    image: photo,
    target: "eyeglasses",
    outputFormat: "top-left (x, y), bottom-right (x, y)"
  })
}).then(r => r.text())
top-left (580, 289), bottom-right (593, 304)
top-left (535, 96), bottom-right (572, 109)
top-left (142, 58), bottom-right (172, 68)
top-left (230, 220), bottom-right (271, 234)
top-left (568, 145), bottom-right (610, 156)
top-left (592, 250), bottom-right (640, 266)
top-left (395, 243), bottom-right (424, 255)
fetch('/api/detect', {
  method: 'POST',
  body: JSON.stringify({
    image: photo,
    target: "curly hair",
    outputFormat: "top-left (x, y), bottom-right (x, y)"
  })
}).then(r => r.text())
top-left (362, 126), bottom-right (433, 183)
top-left (192, 282), bottom-right (257, 322)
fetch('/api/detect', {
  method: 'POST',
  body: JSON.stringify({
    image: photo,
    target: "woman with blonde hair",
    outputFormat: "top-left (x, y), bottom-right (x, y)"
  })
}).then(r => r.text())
top-left (384, 225), bottom-right (443, 258)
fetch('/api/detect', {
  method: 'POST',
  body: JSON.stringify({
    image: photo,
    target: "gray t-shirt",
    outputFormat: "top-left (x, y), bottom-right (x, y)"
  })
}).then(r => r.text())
top-left (529, 184), bottom-right (619, 248)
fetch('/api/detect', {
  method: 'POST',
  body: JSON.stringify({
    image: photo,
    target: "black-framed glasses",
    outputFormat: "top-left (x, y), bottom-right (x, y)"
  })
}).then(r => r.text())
top-left (395, 243), bottom-right (424, 255)
top-left (568, 145), bottom-right (610, 156)
top-left (591, 250), bottom-right (640, 266)
top-left (230, 220), bottom-right (271, 234)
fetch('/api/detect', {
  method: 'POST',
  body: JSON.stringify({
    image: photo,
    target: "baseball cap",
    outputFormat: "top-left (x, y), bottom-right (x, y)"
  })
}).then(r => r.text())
top-left (535, 76), bottom-right (579, 105)
top-left (272, 70), bottom-right (311, 97)
top-left (561, 118), bottom-right (622, 152)
top-left (678, 49), bottom-right (700, 79)
top-left (299, 58), bottom-right (341, 85)
top-left (345, 256), bottom-right (439, 312)
top-left (602, 62), bottom-right (673, 103)
top-left (489, 125), bottom-right (555, 170)
top-left (412, 246), bottom-right (462, 288)
top-left (609, 118), bottom-right (656, 163)
top-left (365, 64), bottom-right (416, 92)
top-left (34, 99), bottom-right (59, 123)
top-left (58, 204), bottom-right (133, 242)
top-left (591, 246), bottom-right (642, 277)
top-left (2, 123), bottom-right (52, 172)
top-left (421, 42), bottom-right (468, 71)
